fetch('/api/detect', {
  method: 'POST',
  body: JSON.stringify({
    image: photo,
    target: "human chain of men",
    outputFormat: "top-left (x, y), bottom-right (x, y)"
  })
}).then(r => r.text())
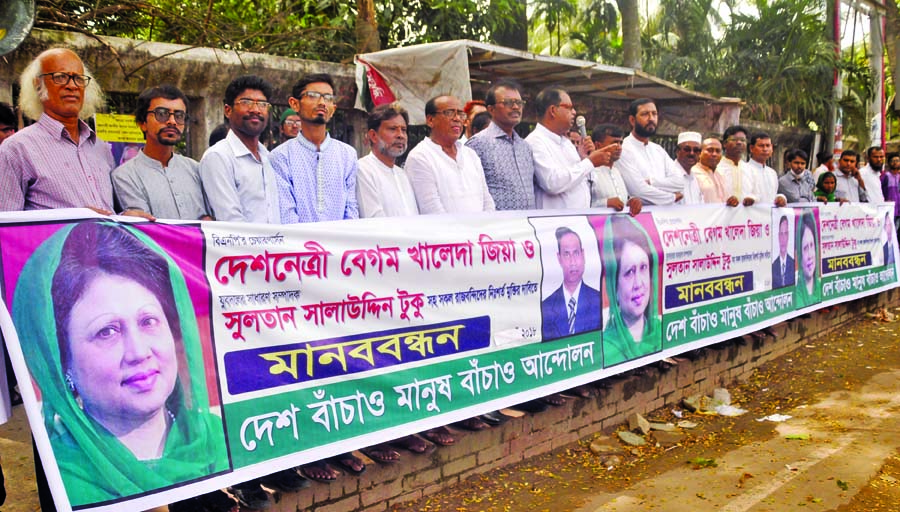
top-left (0, 46), bottom-right (898, 512)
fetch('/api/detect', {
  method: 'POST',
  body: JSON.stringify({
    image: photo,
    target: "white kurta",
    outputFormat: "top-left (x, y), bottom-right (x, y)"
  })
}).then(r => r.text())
top-left (356, 153), bottom-right (419, 217)
top-left (405, 137), bottom-right (495, 214)
top-left (614, 134), bottom-right (684, 205)
top-left (717, 158), bottom-right (756, 202)
top-left (746, 159), bottom-right (785, 204)
top-left (525, 123), bottom-right (593, 210)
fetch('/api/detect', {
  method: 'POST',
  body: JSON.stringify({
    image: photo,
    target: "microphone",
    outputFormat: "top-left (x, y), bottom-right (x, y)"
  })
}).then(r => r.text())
top-left (575, 116), bottom-right (587, 138)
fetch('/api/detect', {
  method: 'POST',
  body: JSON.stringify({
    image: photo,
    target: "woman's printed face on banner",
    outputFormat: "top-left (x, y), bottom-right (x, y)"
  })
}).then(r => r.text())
top-left (617, 240), bottom-right (651, 327)
top-left (801, 225), bottom-right (816, 281)
top-left (65, 273), bottom-right (178, 432)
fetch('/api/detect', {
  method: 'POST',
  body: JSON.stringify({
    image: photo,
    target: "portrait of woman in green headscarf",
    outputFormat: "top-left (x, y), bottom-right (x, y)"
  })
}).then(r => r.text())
top-left (795, 210), bottom-right (821, 309)
top-left (602, 215), bottom-right (662, 367)
top-left (12, 222), bottom-right (229, 506)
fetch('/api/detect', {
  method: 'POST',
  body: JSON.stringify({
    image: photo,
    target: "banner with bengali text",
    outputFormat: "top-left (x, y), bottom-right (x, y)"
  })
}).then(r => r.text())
top-left (0, 203), bottom-right (896, 511)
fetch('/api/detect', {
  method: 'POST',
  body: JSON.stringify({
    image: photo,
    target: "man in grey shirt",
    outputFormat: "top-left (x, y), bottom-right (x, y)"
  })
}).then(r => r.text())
top-left (112, 84), bottom-right (210, 220)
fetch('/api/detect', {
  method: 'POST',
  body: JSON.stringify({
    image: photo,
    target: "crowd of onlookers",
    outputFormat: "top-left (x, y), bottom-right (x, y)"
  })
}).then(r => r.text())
top-left (0, 46), bottom-right (897, 512)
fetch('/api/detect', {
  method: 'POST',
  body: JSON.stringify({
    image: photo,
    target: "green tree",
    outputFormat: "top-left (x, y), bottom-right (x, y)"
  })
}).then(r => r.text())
top-left (529, 0), bottom-right (577, 56)
top-left (569, 0), bottom-right (622, 63)
top-left (716, 0), bottom-right (839, 128)
top-left (641, 0), bottom-right (728, 90)
top-left (34, 0), bottom-right (523, 62)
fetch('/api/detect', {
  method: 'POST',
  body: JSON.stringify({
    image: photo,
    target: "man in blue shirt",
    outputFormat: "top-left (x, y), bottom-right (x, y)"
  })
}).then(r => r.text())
top-left (270, 73), bottom-right (359, 223)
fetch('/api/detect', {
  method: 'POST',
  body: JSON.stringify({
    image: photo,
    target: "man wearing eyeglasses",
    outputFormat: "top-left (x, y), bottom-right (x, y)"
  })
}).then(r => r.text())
top-left (279, 108), bottom-right (301, 143)
top-left (112, 85), bottom-right (211, 220)
top-left (465, 78), bottom-right (536, 210)
top-left (673, 131), bottom-right (704, 205)
top-left (406, 94), bottom-right (495, 213)
top-left (525, 86), bottom-right (616, 210)
top-left (270, 73), bottom-right (358, 223)
top-left (614, 98), bottom-right (684, 206)
top-left (717, 125), bottom-right (756, 206)
top-left (199, 75), bottom-right (281, 224)
top-left (0, 48), bottom-right (115, 213)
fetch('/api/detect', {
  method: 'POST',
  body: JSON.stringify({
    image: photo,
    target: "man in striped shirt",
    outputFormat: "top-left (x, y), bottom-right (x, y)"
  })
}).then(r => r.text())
top-left (0, 48), bottom-right (114, 213)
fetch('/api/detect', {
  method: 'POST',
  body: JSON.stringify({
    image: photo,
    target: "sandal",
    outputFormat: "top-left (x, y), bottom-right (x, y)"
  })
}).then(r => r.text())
top-left (421, 426), bottom-right (456, 446)
top-left (390, 435), bottom-right (436, 455)
top-left (538, 393), bottom-right (567, 407)
top-left (299, 460), bottom-right (341, 483)
top-left (454, 416), bottom-right (490, 431)
top-left (359, 444), bottom-right (401, 464)
top-left (563, 385), bottom-right (596, 398)
top-left (325, 453), bottom-right (366, 476)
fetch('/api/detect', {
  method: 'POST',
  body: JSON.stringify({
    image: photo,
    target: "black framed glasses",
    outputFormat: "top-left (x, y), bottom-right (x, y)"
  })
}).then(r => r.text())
top-left (678, 146), bottom-right (702, 154)
top-left (234, 98), bottom-right (272, 110)
top-left (301, 91), bottom-right (336, 104)
top-left (40, 72), bottom-right (91, 88)
top-left (147, 108), bottom-right (188, 124)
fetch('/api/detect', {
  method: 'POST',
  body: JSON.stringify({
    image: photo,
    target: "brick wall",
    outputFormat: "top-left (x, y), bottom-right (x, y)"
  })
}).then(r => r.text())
top-left (260, 289), bottom-right (898, 512)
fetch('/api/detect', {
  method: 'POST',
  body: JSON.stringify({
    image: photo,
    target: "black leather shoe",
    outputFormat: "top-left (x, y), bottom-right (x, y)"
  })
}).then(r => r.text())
top-left (229, 481), bottom-right (271, 510)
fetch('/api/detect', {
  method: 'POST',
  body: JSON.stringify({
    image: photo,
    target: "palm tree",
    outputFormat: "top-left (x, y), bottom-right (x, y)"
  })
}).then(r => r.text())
top-left (569, 0), bottom-right (622, 63)
top-left (718, 0), bottom-right (839, 128)
top-left (530, 0), bottom-right (577, 56)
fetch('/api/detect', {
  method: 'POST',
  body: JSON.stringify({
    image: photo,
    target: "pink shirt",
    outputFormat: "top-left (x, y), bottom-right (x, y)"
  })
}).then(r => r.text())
top-left (0, 113), bottom-right (114, 211)
top-left (692, 163), bottom-right (727, 203)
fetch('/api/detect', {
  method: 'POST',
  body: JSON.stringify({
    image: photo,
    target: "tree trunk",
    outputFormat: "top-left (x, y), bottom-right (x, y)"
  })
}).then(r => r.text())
top-left (886, 0), bottom-right (899, 112)
top-left (356, 0), bottom-right (380, 54)
top-left (617, 0), bottom-right (641, 69)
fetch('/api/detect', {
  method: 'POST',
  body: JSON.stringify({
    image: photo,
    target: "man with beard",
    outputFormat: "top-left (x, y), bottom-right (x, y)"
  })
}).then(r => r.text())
top-left (614, 98), bottom-right (684, 205)
top-left (112, 85), bottom-right (210, 220)
top-left (466, 78), bottom-right (536, 210)
top-left (673, 131), bottom-right (704, 205)
top-left (860, 146), bottom-right (886, 203)
top-left (200, 75), bottom-right (280, 223)
top-left (357, 102), bottom-right (418, 217)
top-left (526, 85), bottom-right (614, 209)
top-left (717, 125), bottom-right (756, 206)
top-left (882, 152), bottom-right (900, 231)
top-left (407, 94), bottom-right (495, 213)
top-left (271, 73), bottom-right (358, 223)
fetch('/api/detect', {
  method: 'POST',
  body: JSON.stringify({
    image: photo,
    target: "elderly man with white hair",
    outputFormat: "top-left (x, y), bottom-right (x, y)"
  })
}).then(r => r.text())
top-left (674, 131), bottom-right (704, 205)
top-left (0, 48), bottom-right (115, 213)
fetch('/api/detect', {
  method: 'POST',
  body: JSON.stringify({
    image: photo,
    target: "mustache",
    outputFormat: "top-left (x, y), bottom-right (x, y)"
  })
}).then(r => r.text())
top-left (157, 127), bottom-right (182, 137)
top-left (243, 114), bottom-right (266, 122)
